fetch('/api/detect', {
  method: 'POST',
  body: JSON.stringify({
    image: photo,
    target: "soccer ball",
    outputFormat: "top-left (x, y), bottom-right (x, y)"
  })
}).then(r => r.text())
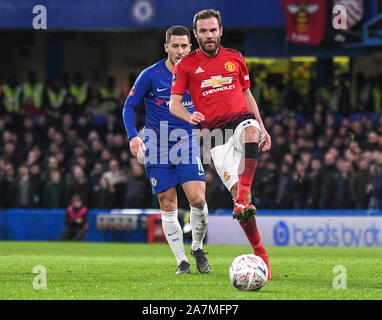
top-left (229, 254), bottom-right (268, 291)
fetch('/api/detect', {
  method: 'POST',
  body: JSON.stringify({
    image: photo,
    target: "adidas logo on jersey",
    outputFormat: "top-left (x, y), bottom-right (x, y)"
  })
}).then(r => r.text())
top-left (195, 67), bottom-right (205, 74)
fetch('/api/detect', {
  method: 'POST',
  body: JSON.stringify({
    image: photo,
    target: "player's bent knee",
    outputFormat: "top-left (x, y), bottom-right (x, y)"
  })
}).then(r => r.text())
top-left (157, 188), bottom-right (177, 210)
top-left (190, 198), bottom-right (206, 210)
top-left (243, 126), bottom-right (260, 143)
top-left (157, 196), bottom-right (177, 212)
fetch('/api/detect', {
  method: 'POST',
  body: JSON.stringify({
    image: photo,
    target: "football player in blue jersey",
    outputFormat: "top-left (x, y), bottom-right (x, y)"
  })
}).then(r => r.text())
top-left (122, 26), bottom-right (209, 275)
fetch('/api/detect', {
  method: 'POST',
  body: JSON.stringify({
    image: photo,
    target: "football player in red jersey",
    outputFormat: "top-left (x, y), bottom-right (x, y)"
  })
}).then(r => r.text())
top-left (169, 9), bottom-right (272, 280)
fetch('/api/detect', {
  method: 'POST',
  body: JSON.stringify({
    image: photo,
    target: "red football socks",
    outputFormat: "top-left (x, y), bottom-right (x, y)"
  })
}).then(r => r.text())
top-left (236, 157), bottom-right (257, 204)
top-left (239, 216), bottom-right (265, 253)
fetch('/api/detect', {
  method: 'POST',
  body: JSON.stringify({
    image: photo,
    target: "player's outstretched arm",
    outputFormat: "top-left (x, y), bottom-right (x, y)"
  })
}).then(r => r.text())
top-left (122, 101), bottom-right (145, 159)
top-left (243, 88), bottom-right (271, 152)
top-left (169, 94), bottom-right (205, 125)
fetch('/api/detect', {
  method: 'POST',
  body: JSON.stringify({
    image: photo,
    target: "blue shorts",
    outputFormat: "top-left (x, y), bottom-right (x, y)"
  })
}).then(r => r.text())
top-left (145, 161), bottom-right (205, 195)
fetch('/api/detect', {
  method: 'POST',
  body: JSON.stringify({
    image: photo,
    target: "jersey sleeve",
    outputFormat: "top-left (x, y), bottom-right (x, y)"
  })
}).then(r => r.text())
top-left (237, 56), bottom-right (251, 90)
top-left (125, 68), bottom-right (152, 107)
top-left (122, 68), bottom-right (152, 139)
top-left (171, 59), bottom-right (188, 96)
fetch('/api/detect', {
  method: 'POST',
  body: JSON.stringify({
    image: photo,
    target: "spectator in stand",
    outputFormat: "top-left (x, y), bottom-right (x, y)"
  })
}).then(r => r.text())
top-left (110, 133), bottom-right (126, 159)
top-left (32, 114), bottom-right (48, 146)
top-left (40, 126), bottom-right (57, 151)
top-left (275, 162), bottom-right (292, 209)
top-left (0, 157), bottom-right (5, 179)
top-left (10, 163), bottom-right (39, 208)
top-left (287, 117), bottom-right (299, 141)
top-left (45, 77), bottom-right (67, 120)
top-left (67, 73), bottom-right (90, 115)
top-left (19, 116), bottom-right (38, 140)
top-left (1, 74), bottom-right (22, 117)
top-left (378, 134), bottom-right (382, 152)
top-left (350, 120), bottom-right (366, 145)
top-left (61, 112), bottom-right (74, 134)
top-left (21, 131), bottom-right (37, 155)
top-left (97, 76), bottom-right (122, 116)
top-left (271, 134), bottom-right (289, 165)
top-left (26, 146), bottom-right (42, 168)
top-left (59, 193), bottom-right (88, 241)
top-left (89, 136), bottom-right (103, 161)
top-left (113, 170), bottom-right (128, 208)
top-left (98, 112), bottom-right (123, 139)
top-left (349, 140), bottom-right (362, 156)
top-left (283, 153), bottom-right (294, 168)
top-left (337, 74), bottom-right (350, 115)
top-left (100, 149), bottom-right (112, 170)
top-left (320, 152), bottom-right (338, 209)
top-left (2, 142), bottom-right (23, 169)
top-left (21, 70), bottom-right (44, 116)
top-left (291, 160), bottom-right (309, 209)
top-left (105, 133), bottom-right (115, 151)
top-left (257, 160), bottom-right (278, 209)
top-left (52, 130), bottom-right (67, 153)
top-left (288, 141), bottom-right (299, 162)
top-left (92, 176), bottom-right (114, 209)
top-left (41, 156), bottom-right (60, 183)
top-left (76, 113), bottom-right (93, 141)
top-left (283, 81), bottom-right (303, 112)
top-left (332, 136), bottom-right (346, 155)
top-left (350, 158), bottom-right (372, 209)
top-left (0, 163), bottom-right (15, 208)
top-left (119, 150), bottom-right (131, 171)
top-left (29, 163), bottom-right (43, 207)
top-left (2, 129), bottom-right (16, 146)
top-left (67, 143), bottom-right (86, 170)
top-left (299, 151), bottom-right (311, 170)
top-left (365, 131), bottom-right (379, 152)
top-left (102, 158), bottom-right (123, 189)
top-left (304, 121), bottom-right (316, 140)
top-left (362, 115), bottom-right (375, 134)
top-left (333, 159), bottom-right (354, 209)
top-left (377, 116), bottom-right (382, 135)
top-left (312, 135), bottom-right (329, 160)
top-left (42, 169), bottom-right (65, 208)
top-left (307, 158), bottom-right (323, 209)
top-left (65, 164), bottom-right (92, 207)
top-left (90, 162), bottom-right (104, 186)
top-left (312, 111), bottom-right (325, 136)
top-left (369, 152), bottom-right (382, 210)
top-left (324, 126), bottom-right (336, 146)
top-left (124, 158), bottom-right (151, 209)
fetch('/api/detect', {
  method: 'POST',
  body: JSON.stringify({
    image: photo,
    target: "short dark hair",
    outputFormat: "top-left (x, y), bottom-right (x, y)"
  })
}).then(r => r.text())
top-left (193, 9), bottom-right (222, 31)
top-left (165, 25), bottom-right (191, 44)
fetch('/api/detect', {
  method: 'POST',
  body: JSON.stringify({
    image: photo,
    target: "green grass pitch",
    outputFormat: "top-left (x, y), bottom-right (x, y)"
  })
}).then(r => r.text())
top-left (0, 241), bottom-right (381, 300)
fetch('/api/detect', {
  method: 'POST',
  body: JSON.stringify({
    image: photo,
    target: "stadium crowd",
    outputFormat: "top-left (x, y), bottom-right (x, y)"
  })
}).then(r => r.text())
top-left (0, 70), bottom-right (382, 211)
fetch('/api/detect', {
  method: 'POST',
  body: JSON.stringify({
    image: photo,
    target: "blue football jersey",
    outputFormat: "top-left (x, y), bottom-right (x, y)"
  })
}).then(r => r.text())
top-left (124, 59), bottom-right (197, 166)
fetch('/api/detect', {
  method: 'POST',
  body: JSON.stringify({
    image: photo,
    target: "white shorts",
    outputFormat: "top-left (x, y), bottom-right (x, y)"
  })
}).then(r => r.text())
top-left (210, 119), bottom-right (265, 192)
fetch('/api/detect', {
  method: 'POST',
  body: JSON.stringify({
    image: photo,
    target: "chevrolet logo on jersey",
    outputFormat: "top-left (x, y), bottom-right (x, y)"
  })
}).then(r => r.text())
top-left (201, 76), bottom-right (233, 88)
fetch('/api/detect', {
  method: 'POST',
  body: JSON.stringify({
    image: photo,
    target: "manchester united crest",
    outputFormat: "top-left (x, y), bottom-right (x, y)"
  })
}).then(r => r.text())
top-left (224, 61), bottom-right (235, 72)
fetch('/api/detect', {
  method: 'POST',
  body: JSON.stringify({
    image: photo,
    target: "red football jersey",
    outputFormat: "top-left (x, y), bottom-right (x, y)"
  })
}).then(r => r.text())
top-left (171, 45), bottom-right (252, 130)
